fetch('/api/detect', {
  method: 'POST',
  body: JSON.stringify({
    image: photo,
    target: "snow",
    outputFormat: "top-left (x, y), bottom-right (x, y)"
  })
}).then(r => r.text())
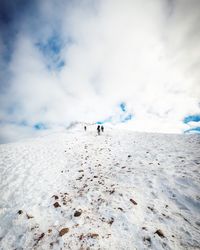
top-left (0, 126), bottom-right (200, 249)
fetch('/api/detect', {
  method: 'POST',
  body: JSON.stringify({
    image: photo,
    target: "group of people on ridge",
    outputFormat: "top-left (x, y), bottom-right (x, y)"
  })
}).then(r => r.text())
top-left (97, 125), bottom-right (104, 135)
top-left (84, 125), bottom-right (104, 135)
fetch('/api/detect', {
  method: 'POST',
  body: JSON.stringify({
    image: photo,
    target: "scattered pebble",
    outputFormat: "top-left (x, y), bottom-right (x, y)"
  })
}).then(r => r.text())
top-left (53, 202), bottom-right (61, 208)
top-left (108, 217), bottom-right (114, 225)
top-left (74, 210), bottom-right (82, 217)
top-left (26, 213), bottom-right (34, 219)
top-left (59, 228), bottom-right (69, 237)
top-left (52, 195), bottom-right (59, 200)
top-left (87, 233), bottom-right (99, 239)
top-left (130, 198), bottom-right (137, 205)
top-left (154, 229), bottom-right (165, 238)
top-left (118, 207), bottom-right (124, 212)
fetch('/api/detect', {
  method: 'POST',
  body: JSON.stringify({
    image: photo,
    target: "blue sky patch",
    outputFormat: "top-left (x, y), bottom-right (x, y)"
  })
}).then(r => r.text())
top-left (36, 33), bottom-right (62, 55)
top-left (121, 113), bottom-right (133, 123)
top-left (34, 123), bottom-right (47, 130)
top-left (184, 127), bottom-right (200, 133)
top-left (96, 102), bottom-right (133, 124)
top-left (96, 116), bottom-right (112, 124)
top-left (120, 102), bottom-right (126, 112)
top-left (35, 33), bottom-right (65, 71)
top-left (183, 114), bottom-right (200, 124)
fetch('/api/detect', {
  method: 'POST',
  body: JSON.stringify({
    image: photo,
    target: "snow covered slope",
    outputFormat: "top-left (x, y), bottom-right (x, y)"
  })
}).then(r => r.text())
top-left (0, 128), bottom-right (200, 250)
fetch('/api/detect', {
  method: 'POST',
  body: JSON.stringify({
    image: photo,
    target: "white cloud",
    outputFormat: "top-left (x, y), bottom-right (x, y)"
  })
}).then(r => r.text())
top-left (0, 0), bottom-right (200, 142)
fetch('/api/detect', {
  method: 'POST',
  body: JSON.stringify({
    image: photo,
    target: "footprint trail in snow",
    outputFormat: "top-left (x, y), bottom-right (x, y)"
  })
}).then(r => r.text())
top-left (0, 127), bottom-right (200, 249)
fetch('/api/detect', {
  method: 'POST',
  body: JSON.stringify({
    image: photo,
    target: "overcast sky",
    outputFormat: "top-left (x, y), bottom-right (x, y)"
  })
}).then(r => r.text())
top-left (0, 0), bottom-right (200, 143)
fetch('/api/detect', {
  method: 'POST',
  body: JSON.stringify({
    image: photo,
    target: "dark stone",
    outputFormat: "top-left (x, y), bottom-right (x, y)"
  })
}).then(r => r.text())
top-left (148, 206), bottom-right (154, 211)
top-left (59, 228), bottom-right (69, 236)
top-left (143, 236), bottom-right (151, 242)
top-left (108, 217), bottom-right (114, 225)
top-left (53, 202), bottom-right (61, 208)
top-left (52, 195), bottom-right (59, 200)
top-left (26, 213), bottom-right (34, 219)
top-left (154, 229), bottom-right (165, 238)
top-left (109, 189), bottom-right (115, 194)
top-left (74, 210), bottom-right (82, 217)
top-left (88, 233), bottom-right (99, 238)
top-left (130, 198), bottom-right (137, 205)
top-left (34, 233), bottom-right (45, 247)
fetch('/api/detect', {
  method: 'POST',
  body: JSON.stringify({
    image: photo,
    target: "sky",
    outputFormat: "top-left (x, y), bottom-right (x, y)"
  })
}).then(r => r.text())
top-left (0, 0), bottom-right (200, 143)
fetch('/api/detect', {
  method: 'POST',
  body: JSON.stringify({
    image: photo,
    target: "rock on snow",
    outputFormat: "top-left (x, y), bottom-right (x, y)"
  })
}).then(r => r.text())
top-left (0, 127), bottom-right (200, 249)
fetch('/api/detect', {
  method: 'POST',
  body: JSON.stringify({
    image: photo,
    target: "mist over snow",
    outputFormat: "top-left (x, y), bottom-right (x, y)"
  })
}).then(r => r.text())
top-left (0, 0), bottom-right (200, 143)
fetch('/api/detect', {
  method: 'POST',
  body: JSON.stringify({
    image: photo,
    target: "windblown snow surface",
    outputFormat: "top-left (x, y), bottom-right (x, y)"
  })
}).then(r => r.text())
top-left (0, 126), bottom-right (200, 250)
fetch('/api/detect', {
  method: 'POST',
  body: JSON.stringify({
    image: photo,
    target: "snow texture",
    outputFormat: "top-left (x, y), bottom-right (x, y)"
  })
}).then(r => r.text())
top-left (0, 126), bottom-right (200, 250)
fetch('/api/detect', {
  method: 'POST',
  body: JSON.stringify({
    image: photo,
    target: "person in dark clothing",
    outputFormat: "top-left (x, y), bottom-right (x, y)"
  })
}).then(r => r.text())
top-left (101, 125), bottom-right (104, 132)
top-left (84, 126), bottom-right (87, 131)
top-left (97, 125), bottom-right (101, 135)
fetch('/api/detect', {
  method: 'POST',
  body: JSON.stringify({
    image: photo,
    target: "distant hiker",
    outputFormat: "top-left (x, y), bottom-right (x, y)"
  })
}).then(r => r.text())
top-left (101, 125), bottom-right (104, 132)
top-left (84, 126), bottom-right (87, 131)
top-left (97, 125), bottom-right (101, 135)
